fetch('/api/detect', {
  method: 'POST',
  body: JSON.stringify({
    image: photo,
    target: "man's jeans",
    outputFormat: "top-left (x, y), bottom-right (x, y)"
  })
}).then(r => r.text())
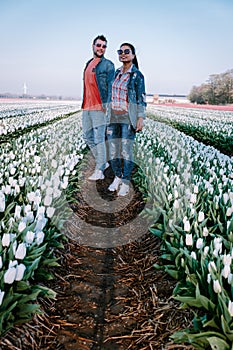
top-left (107, 120), bottom-right (136, 183)
top-left (82, 110), bottom-right (107, 171)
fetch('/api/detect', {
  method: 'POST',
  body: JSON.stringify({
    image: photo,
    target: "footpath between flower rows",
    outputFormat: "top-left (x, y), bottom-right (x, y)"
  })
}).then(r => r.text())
top-left (0, 162), bottom-right (194, 350)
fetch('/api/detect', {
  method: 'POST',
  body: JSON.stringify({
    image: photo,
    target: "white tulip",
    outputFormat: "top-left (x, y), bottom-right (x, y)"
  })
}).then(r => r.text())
top-left (228, 300), bottom-right (233, 317)
top-left (203, 246), bottom-right (209, 256)
top-left (185, 234), bottom-right (193, 246)
top-left (53, 189), bottom-right (61, 198)
top-left (18, 221), bottom-right (26, 233)
top-left (25, 230), bottom-right (35, 244)
top-left (12, 241), bottom-right (17, 255)
top-left (51, 159), bottom-right (57, 168)
top-left (0, 255), bottom-right (2, 269)
top-left (213, 279), bottom-right (222, 294)
top-left (223, 193), bottom-right (229, 205)
top-left (46, 187), bottom-right (54, 196)
top-left (222, 254), bottom-right (232, 266)
top-left (208, 261), bottom-right (217, 273)
top-left (203, 227), bottom-right (209, 236)
top-left (44, 195), bottom-right (52, 206)
top-left (9, 259), bottom-right (18, 268)
top-left (0, 290), bottom-right (5, 306)
top-left (34, 155), bottom-right (41, 164)
top-left (45, 179), bottom-right (52, 187)
top-left (10, 167), bottom-right (16, 175)
top-left (14, 184), bottom-right (20, 195)
top-left (46, 206), bottom-right (55, 218)
top-left (226, 206), bottom-right (233, 217)
top-left (36, 231), bottom-right (45, 245)
top-left (37, 206), bottom-right (45, 216)
top-left (60, 181), bottom-right (68, 189)
top-left (196, 238), bottom-right (204, 249)
top-left (14, 205), bottom-right (21, 220)
top-left (198, 211), bottom-right (205, 222)
top-left (222, 265), bottom-right (231, 279)
top-left (228, 273), bottom-right (233, 284)
top-left (4, 267), bottom-right (17, 284)
top-left (214, 237), bottom-right (222, 255)
top-left (15, 263), bottom-right (26, 281)
top-left (27, 192), bottom-right (36, 202)
top-left (15, 243), bottom-right (27, 259)
top-left (18, 177), bottom-right (26, 187)
top-left (184, 220), bottom-right (191, 232)
top-left (168, 193), bottom-right (173, 201)
top-left (25, 211), bottom-right (34, 223)
top-left (36, 165), bottom-right (41, 173)
top-left (4, 185), bottom-right (12, 195)
top-left (191, 251), bottom-right (197, 260)
top-left (190, 193), bottom-right (197, 204)
top-left (2, 233), bottom-right (11, 247)
top-left (0, 191), bottom-right (6, 212)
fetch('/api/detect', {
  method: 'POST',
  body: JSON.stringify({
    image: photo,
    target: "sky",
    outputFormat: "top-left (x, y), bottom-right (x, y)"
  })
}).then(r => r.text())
top-left (0, 0), bottom-right (233, 99)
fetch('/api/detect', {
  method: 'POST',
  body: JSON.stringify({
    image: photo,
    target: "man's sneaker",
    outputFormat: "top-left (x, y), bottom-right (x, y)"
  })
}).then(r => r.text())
top-left (104, 162), bottom-right (110, 170)
top-left (88, 170), bottom-right (104, 181)
top-left (118, 183), bottom-right (130, 196)
top-left (108, 176), bottom-right (121, 191)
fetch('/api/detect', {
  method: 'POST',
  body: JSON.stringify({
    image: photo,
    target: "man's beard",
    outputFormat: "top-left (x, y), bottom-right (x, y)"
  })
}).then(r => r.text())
top-left (94, 51), bottom-right (104, 58)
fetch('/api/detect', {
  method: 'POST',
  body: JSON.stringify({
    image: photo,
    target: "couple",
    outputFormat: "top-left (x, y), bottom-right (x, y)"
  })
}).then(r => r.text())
top-left (82, 35), bottom-right (146, 197)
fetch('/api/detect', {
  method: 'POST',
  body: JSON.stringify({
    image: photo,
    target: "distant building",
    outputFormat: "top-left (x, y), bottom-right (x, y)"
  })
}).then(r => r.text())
top-left (148, 93), bottom-right (189, 104)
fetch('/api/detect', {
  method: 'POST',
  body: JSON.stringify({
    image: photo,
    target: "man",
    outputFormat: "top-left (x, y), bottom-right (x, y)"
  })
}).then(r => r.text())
top-left (82, 34), bottom-right (115, 180)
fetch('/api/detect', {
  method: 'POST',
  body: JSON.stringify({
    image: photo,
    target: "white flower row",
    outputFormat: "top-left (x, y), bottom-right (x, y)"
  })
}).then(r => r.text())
top-left (0, 110), bottom-right (86, 305)
top-left (135, 118), bottom-right (233, 299)
top-left (0, 100), bottom-right (82, 118)
top-left (0, 101), bottom-right (82, 136)
top-left (147, 105), bottom-right (233, 138)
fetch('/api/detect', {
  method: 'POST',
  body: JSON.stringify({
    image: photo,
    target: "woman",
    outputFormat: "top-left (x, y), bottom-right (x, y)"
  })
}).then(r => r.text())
top-left (106, 42), bottom-right (146, 196)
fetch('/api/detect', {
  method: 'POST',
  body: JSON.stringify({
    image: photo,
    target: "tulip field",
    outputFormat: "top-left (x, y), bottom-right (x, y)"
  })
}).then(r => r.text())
top-left (0, 100), bottom-right (233, 349)
top-left (0, 99), bottom-right (85, 335)
top-left (135, 104), bottom-right (233, 349)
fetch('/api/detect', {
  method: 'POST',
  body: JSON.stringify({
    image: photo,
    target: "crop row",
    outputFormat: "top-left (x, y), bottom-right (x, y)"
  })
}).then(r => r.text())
top-left (0, 102), bottom-right (81, 139)
top-left (0, 110), bottom-right (86, 335)
top-left (134, 118), bottom-right (233, 349)
top-left (147, 105), bottom-right (233, 155)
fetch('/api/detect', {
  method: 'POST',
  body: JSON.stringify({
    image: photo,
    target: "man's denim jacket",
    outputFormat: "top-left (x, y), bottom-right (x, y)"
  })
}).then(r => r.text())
top-left (113, 64), bottom-right (147, 129)
top-left (82, 57), bottom-right (115, 112)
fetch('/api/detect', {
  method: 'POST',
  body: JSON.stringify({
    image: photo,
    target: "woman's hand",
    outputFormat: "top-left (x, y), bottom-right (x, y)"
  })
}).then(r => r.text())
top-left (136, 117), bottom-right (144, 132)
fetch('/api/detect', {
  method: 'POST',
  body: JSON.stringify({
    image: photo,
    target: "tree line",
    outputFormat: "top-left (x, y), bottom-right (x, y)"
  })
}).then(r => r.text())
top-left (188, 68), bottom-right (233, 105)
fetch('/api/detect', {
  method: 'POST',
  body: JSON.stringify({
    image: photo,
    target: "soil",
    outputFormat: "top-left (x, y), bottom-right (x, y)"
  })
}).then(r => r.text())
top-left (0, 159), bottom-right (195, 350)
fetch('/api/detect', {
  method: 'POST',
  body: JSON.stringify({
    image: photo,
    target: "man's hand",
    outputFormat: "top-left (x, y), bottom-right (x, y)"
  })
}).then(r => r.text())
top-left (136, 117), bottom-right (144, 132)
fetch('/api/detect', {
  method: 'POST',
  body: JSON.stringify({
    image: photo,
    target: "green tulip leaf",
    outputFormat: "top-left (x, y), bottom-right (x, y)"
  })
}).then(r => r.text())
top-left (207, 336), bottom-right (230, 350)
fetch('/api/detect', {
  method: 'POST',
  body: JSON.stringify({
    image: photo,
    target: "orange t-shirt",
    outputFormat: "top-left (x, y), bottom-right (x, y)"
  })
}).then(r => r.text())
top-left (83, 58), bottom-right (103, 111)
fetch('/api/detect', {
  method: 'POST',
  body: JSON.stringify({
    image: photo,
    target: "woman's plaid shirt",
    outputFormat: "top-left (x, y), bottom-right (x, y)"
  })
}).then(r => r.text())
top-left (111, 67), bottom-right (131, 112)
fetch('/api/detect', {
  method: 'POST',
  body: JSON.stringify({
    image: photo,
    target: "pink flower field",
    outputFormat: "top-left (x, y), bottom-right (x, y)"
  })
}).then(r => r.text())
top-left (156, 102), bottom-right (233, 111)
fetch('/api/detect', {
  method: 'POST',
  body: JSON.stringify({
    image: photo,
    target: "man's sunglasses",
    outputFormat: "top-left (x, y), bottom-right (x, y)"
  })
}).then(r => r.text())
top-left (117, 49), bottom-right (131, 55)
top-left (95, 43), bottom-right (107, 49)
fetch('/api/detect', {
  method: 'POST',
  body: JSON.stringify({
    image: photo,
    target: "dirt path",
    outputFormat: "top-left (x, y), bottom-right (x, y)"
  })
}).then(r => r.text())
top-left (0, 159), bottom-right (194, 350)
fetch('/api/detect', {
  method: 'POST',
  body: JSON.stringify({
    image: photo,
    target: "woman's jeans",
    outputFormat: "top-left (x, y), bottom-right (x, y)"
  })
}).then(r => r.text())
top-left (107, 118), bottom-right (136, 184)
top-left (82, 110), bottom-right (107, 171)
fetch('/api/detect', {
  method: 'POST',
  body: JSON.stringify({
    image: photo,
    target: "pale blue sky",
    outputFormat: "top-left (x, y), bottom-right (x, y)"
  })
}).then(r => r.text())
top-left (0, 0), bottom-right (232, 98)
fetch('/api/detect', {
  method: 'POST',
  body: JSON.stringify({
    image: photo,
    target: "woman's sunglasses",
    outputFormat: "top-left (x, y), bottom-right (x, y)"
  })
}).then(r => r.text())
top-left (95, 43), bottom-right (107, 49)
top-left (117, 49), bottom-right (131, 55)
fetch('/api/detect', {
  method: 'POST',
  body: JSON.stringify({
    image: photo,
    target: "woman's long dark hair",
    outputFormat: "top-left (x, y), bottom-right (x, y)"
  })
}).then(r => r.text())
top-left (120, 42), bottom-right (139, 69)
